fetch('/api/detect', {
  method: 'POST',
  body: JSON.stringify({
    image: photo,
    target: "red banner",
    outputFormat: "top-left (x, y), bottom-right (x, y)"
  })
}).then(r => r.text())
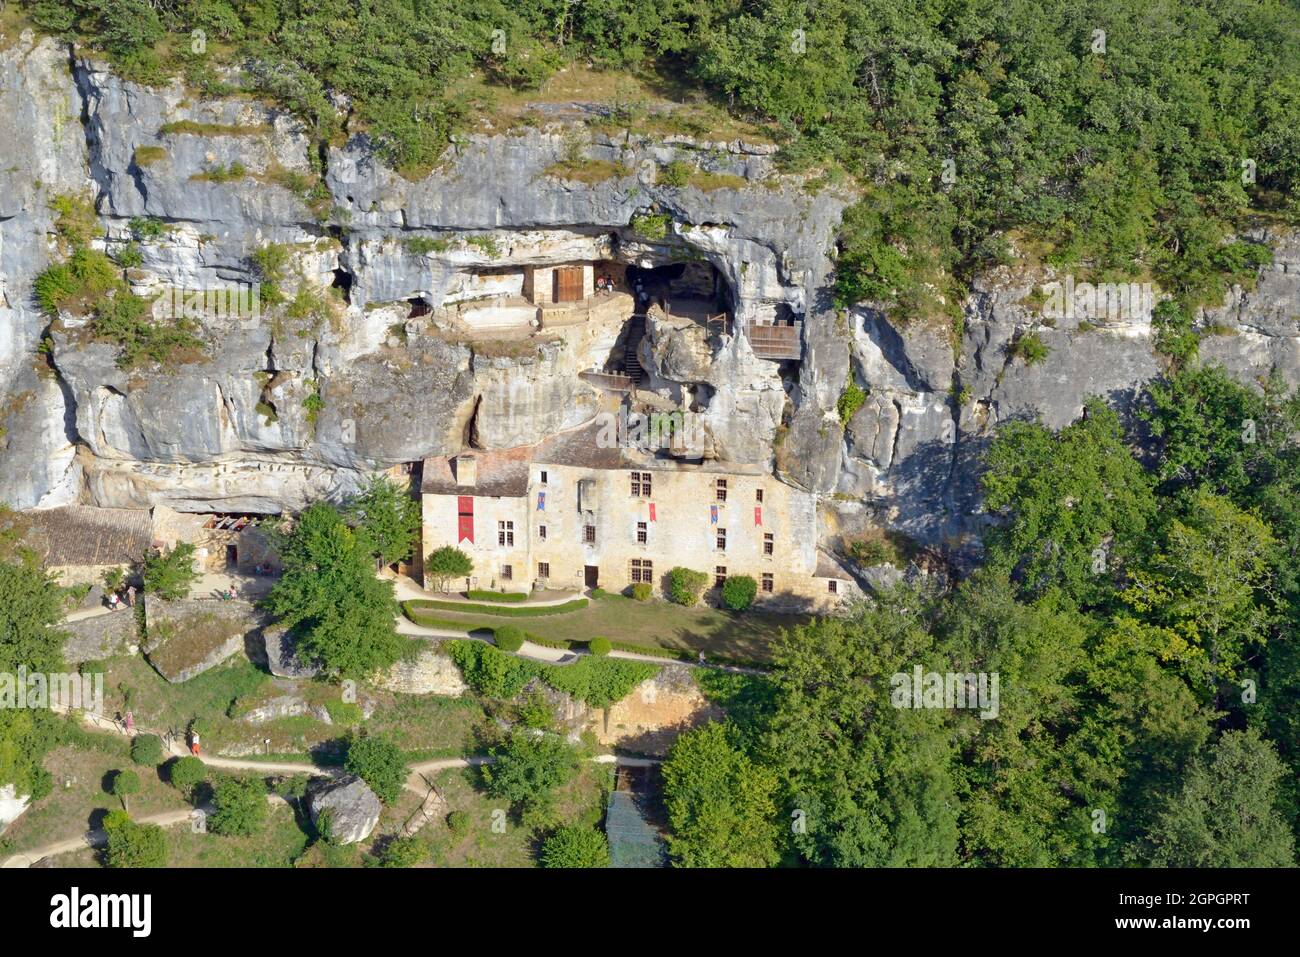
top-left (649, 502), bottom-right (656, 522)
top-left (457, 496), bottom-right (474, 543)
top-left (754, 506), bottom-right (762, 526)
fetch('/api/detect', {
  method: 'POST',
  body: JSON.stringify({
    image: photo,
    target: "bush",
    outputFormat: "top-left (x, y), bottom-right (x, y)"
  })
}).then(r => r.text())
top-left (210, 776), bottom-right (268, 836)
top-left (466, 589), bottom-right (528, 603)
top-left (659, 160), bottom-right (692, 187)
top-left (446, 810), bottom-right (471, 834)
top-left (377, 835), bottom-right (426, 867)
top-left (721, 575), bottom-right (758, 612)
top-left (344, 732), bottom-right (410, 804)
top-left (667, 567), bottom-right (708, 607)
top-left (102, 810), bottom-right (166, 868)
top-left (130, 734), bottom-right (163, 766)
top-left (1008, 331), bottom-right (1050, 366)
top-left (541, 824), bottom-right (610, 868)
top-left (143, 542), bottom-right (199, 600)
top-left (167, 756), bottom-right (206, 795)
top-left (494, 625), bottom-right (526, 653)
top-left (631, 582), bottom-right (653, 601)
top-left (588, 636), bottom-right (612, 657)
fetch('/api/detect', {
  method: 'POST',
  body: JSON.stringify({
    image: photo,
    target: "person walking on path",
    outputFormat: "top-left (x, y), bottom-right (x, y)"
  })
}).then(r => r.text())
top-left (190, 731), bottom-right (201, 757)
top-left (123, 711), bottom-right (135, 735)
top-left (125, 585), bottom-right (136, 607)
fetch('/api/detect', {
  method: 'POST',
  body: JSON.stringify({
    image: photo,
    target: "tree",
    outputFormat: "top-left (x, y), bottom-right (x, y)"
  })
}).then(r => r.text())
top-left (130, 733), bottom-right (162, 766)
top-left (377, 835), bottom-right (426, 867)
top-left (1145, 729), bottom-right (1295, 867)
top-left (346, 474), bottom-right (422, 567)
top-left (110, 769), bottom-right (140, 811)
top-left (762, 590), bottom-right (962, 867)
top-left (667, 567), bottom-right (708, 606)
top-left (209, 776), bottom-right (267, 836)
top-left (167, 756), bottom-right (206, 797)
top-left (0, 557), bottom-right (66, 799)
top-left (344, 732), bottom-right (409, 805)
top-left (721, 574), bottom-right (757, 611)
top-left (541, 824), bottom-right (610, 868)
top-left (1122, 491), bottom-right (1277, 693)
top-left (425, 545), bottom-right (472, 593)
top-left (142, 542), bottom-right (199, 600)
top-left (102, 810), bottom-right (166, 868)
top-left (982, 400), bottom-right (1156, 603)
top-left (262, 503), bottom-right (403, 679)
top-left (481, 729), bottom-right (579, 812)
top-left (662, 721), bottom-right (781, 868)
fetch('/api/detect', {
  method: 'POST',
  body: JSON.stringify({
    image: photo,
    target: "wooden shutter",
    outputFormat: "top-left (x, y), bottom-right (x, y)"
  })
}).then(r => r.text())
top-left (554, 266), bottom-right (584, 302)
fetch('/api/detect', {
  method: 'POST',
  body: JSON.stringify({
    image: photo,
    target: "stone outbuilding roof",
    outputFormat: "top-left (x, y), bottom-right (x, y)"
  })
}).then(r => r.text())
top-left (19, 506), bottom-right (155, 567)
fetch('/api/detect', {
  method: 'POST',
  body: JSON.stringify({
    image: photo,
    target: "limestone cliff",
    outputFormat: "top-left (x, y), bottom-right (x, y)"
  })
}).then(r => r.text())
top-left (1, 32), bottom-right (1297, 567)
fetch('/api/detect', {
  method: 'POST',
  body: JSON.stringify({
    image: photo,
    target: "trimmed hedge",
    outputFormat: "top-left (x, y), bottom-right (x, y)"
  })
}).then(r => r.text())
top-left (130, 733), bottom-right (163, 766)
top-left (588, 636), bottom-right (612, 656)
top-left (668, 567), bottom-right (709, 606)
top-left (494, 625), bottom-right (526, 652)
top-left (466, 589), bottom-right (529, 603)
top-left (721, 574), bottom-right (758, 611)
top-left (407, 598), bottom-right (588, 618)
top-left (630, 583), bottom-right (652, 601)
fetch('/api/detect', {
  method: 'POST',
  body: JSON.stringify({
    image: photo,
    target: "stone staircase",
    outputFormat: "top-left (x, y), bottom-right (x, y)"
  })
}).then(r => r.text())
top-left (622, 314), bottom-right (647, 383)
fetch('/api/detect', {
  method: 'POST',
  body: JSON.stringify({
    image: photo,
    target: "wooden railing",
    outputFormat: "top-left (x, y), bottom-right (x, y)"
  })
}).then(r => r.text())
top-left (743, 320), bottom-right (803, 359)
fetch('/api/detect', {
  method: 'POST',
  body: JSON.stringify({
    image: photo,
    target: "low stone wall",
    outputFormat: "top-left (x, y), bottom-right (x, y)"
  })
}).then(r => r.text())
top-left (63, 610), bottom-right (138, 663)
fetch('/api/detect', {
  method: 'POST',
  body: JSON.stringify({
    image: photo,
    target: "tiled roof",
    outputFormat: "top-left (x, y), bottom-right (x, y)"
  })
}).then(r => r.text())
top-left (20, 506), bottom-right (155, 567)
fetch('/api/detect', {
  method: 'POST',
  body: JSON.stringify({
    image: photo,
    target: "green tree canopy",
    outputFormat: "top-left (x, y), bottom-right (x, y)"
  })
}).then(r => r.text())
top-left (262, 503), bottom-right (403, 679)
top-left (344, 731), bottom-right (409, 805)
top-left (346, 474), bottom-right (422, 567)
top-left (541, 824), bottom-right (610, 868)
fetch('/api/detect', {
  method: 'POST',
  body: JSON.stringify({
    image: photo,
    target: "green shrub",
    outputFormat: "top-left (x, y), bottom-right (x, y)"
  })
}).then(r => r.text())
top-left (660, 160), bottom-right (691, 187)
top-left (404, 236), bottom-right (450, 255)
top-left (133, 145), bottom-right (168, 167)
top-left (102, 810), bottom-right (166, 868)
top-left (1008, 331), bottom-right (1050, 366)
top-left (667, 567), bottom-right (708, 607)
top-left (34, 248), bottom-right (122, 316)
top-left (130, 734), bottom-right (163, 766)
top-left (143, 542), bottom-right (199, 600)
top-left (588, 636), bottom-right (612, 657)
top-left (377, 835), bottom-right (426, 867)
top-left (630, 212), bottom-right (671, 241)
top-left (425, 545), bottom-right (473, 592)
top-left (210, 776), bottom-right (268, 836)
top-left (494, 625), bottom-right (526, 652)
top-left (345, 731), bottom-right (409, 804)
top-left (721, 574), bottom-right (758, 611)
top-left (630, 583), bottom-right (653, 601)
top-left (837, 380), bottom-right (868, 424)
top-left (167, 756), bottom-right (206, 795)
top-left (466, 589), bottom-right (528, 603)
top-left (541, 824), bottom-right (610, 868)
top-left (446, 810), bottom-right (471, 834)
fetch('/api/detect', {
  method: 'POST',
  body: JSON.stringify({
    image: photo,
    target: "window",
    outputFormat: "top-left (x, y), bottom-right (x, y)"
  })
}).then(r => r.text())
top-left (716, 528), bottom-right (726, 551)
top-left (538, 525), bottom-right (547, 541)
top-left (539, 470), bottom-right (548, 485)
top-left (828, 580), bottom-right (838, 594)
top-left (636, 521), bottom-right (648, 545)
top-left (497, 520), bottom-right (514, 547)
top-left (755, 487), bottom-right (764, 503)
top-left (714, 566), bottom-right (727, 588)
top-left (761, 573), bottom-right (774, 593)
top-left (716, 478), bottom-right (728, 502)
top-left (630, 558), bottom-right (653, 584)
top-left (584, 524), bottom-right (596, 544)
top-left (630, 471), bottom-right (651, 497)
top-left (538, 562), bottom-right (550, 579)
top-left (501, 564), bottom-right (513, 580)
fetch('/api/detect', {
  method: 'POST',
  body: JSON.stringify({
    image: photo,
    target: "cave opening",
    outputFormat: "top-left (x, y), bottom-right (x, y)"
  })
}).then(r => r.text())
top-left (331, 268), bottom-right (353, 305)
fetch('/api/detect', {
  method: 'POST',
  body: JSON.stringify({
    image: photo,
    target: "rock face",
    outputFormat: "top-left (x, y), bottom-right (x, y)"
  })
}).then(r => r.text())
top-left (1, 34), bottom-right (1297, 564)
top-left (63, 610), bottom-right (139, 664)
top-left (308, 775), bottom-right (382, 845)
top-left (262, 624), bottom-right (322, 679)
top-left (375, 647), bottom-right (468, 696)
top-left (0, 783), bottom-right (31, 835)
top-left (143, 598), bottom-right (260, 683)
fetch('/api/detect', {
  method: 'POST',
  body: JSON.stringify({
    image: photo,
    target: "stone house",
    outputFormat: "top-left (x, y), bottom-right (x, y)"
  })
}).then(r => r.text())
top-left (421, 422), bottom-right (855, 610)
top-left (15, 505), bottom-right (156, 586)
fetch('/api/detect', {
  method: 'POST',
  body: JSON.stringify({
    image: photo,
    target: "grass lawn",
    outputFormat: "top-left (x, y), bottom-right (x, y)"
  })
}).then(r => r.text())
top-left (407, 591), bottom-right (809, 663)
top-left (0, 738), bottom-right (190, 855)
top-left (425, 762), bottom-right (614, 868)
top-left (167, 803), bottom-right (311, 867)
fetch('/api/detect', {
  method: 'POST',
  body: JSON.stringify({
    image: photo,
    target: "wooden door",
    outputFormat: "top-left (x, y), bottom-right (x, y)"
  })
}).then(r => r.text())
top-left (554, 266), bottom-right (584, 303)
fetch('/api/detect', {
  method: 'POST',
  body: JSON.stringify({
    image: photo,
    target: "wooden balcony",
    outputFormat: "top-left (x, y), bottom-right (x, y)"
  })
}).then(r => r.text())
top-left (743, 320), bottom-right (803, 360)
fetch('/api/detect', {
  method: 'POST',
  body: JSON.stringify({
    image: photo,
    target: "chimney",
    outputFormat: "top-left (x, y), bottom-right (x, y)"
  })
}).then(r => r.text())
top-left (455, 454), bottom-right (477, 487)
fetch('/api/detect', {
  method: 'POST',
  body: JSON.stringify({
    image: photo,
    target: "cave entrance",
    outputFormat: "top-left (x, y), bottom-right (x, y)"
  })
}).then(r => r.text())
top-left (331, 268), bottom-right (353, 306)
top-left (626, 260), bottom-right (730, 322)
